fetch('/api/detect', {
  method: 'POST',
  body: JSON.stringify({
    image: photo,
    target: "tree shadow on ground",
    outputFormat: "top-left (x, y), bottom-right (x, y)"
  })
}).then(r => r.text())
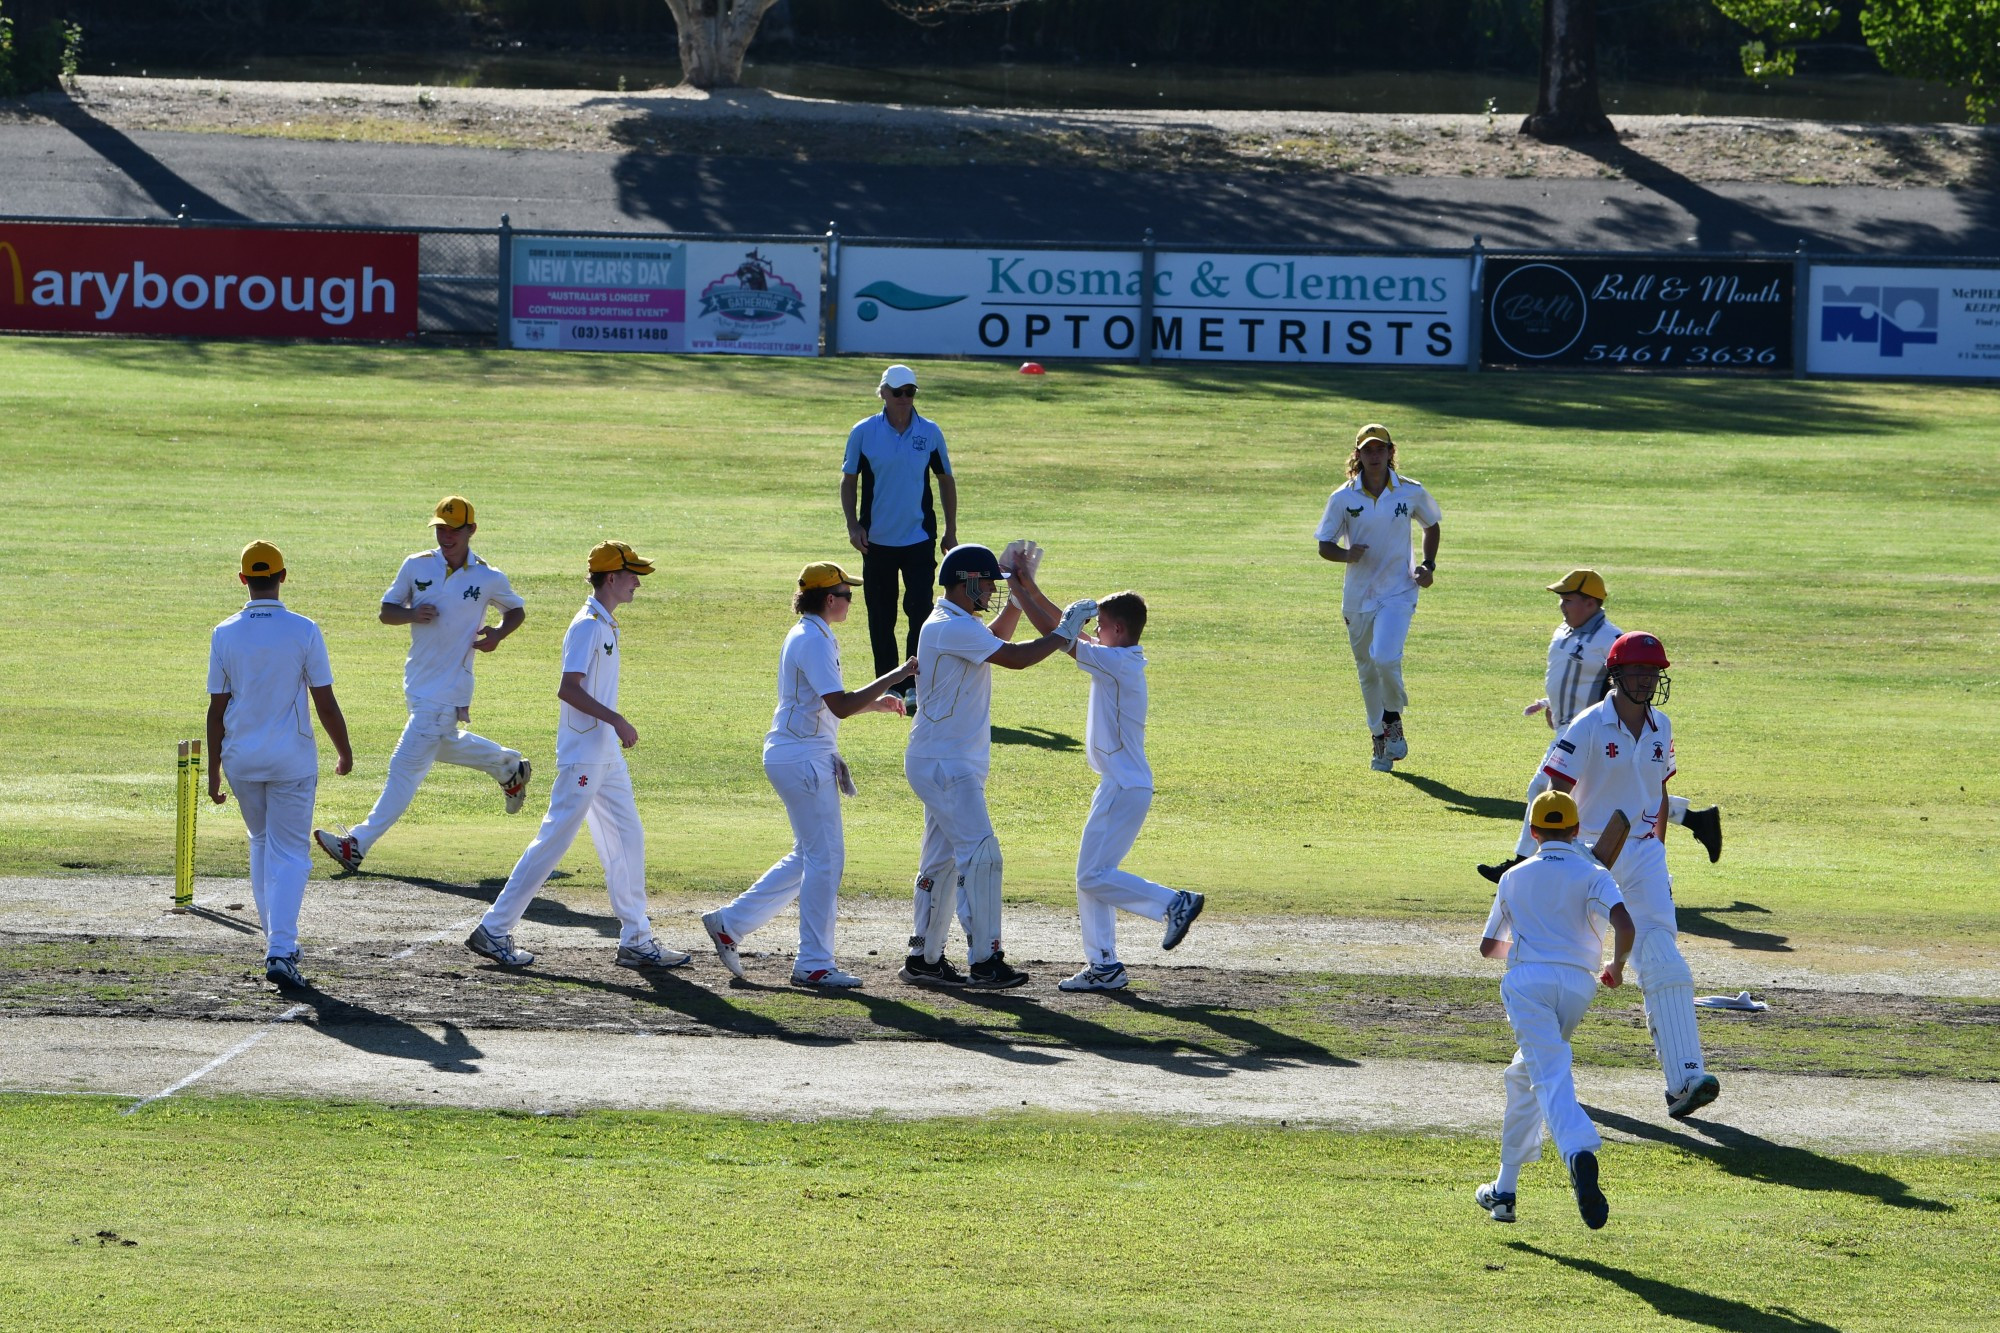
top-left (291, 984), bottom-right (484, 1073)
top-left (1506, 1243), bottom-right (1839, 1331)
top-left (1390, 770), bottom-right (1524, 822)
top-left (41, 89), bottom-right (245, 221)
top-left (1585, 1105), bottom-right (1950, 1213)
top-left (990, 725), bottom-right (1081, 752)
top-left (1675, 900), bottom-right (1792, 952)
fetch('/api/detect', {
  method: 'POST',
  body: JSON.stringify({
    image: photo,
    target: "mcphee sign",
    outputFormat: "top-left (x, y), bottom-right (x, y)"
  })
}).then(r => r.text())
top-left (0, 222), bottom-right (418, 340)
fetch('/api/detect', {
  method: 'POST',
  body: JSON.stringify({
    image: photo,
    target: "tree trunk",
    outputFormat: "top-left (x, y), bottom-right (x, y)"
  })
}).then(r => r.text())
top-left (663, 0), bottom-right (781, 90)
top-left (1521, 0), bottom-right (1614, 141)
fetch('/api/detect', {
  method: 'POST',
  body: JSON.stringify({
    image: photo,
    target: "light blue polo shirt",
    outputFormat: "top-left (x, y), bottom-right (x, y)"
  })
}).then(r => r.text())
top-left (842, 411), bottom-right (952, 549)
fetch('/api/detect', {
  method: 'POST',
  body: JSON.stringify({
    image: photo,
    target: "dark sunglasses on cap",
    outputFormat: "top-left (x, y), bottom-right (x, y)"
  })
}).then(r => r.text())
top-left (885, 385), bottom-right (917, 398)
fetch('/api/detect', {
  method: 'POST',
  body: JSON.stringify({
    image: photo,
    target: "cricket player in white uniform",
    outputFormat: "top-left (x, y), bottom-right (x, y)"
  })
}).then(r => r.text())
top-left (1477, 569), bottom-right (1722, 883)
top-left (1543, 631), bottom-right (1721, 1119)
top-left (468, 542), bottom-right (691, 972)
top-left (900, 542), bottom-right (1096, 990)
top-left (700, 562), bottom-right (915, 988)
top-left (1315, 422), bottom-right (1442, 771)
top-left (205, 541), bottom-right (354, 989)
top-left (1476, 789), bottom-right (1635, 1231)
top-left (315, 495), bottom-right (530, 874)
top-left (1003, 547), bottom-right (1204, 991)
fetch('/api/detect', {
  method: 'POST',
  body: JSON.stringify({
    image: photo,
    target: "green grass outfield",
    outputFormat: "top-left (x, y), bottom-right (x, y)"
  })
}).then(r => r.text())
top-left (1, 339), bottom-right (1996, 950)
top-left (2, 1095), bottom-right (1994, 1331)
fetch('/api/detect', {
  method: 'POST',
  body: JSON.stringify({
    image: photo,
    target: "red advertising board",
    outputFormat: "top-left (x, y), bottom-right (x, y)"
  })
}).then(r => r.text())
top-left (0, 222), bottom-right (418, 340)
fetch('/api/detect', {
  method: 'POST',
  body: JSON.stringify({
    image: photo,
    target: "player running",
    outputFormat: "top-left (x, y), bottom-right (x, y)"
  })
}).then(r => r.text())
top-left (315, 495), bottom-right (531, 874)
top-left (1477, 569), bottom-right (1722, 883)
top-left (1314, 423), bottom-right (1442, 772)
top-left (1543, 630), bottom-right (1721, 1119)
top-left (1476, 789), bottom-right (1635, 1231)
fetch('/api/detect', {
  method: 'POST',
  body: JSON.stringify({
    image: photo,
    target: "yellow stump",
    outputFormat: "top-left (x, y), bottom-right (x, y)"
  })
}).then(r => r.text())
top-left (174, 739), bottom-right (200, 909)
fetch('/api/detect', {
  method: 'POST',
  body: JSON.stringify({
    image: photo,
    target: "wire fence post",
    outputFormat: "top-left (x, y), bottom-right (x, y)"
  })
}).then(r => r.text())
top-left (823, 221), bottom-right (840, 357)
top-left (1466, 235), bottom-right (1484, 375)
top-left (495, 213), bottom-right (514, 349)
top-left (1138, 228), bottom-right (1156, 366)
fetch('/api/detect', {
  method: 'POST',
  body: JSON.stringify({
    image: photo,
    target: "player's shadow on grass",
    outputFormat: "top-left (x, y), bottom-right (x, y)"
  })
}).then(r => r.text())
top-left (1675, 901), bottom-right (1793, 952)
top-left (950, 987), bottom-right (1293, 1075)
top-left (535, 965), bottom-right (830, 1045)
top-left (990, 725), bottom-right (1081, 752)
top-left (1585, 1106), bottom-right (1950, 1213)
top-left (1099, 989), bottom-right (1355, 1070)
top-left (291, 986), bottom-right (484, 1074)
top-left (1389, 771), bottom-right (1524, 823)
top-left (1505, 1243), bottom-right (1838, 1331)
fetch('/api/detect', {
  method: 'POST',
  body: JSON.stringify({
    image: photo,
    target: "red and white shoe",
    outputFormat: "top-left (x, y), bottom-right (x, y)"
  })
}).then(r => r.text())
top-left (313, 826), bottom-right (362, 873)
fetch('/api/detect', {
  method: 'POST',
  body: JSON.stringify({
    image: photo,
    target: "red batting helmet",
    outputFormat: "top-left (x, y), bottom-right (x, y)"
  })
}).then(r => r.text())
top-left (1606, 632), bottom-right (1670, 670)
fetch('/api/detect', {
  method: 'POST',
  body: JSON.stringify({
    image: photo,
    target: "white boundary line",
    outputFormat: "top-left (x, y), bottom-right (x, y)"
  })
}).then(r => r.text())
top-left (123, 1003), bottom-right (309, 1114)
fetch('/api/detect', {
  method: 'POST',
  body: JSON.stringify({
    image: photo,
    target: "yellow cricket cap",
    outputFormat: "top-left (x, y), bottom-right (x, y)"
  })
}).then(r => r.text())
top-left (1354, 422), bottom-right (1394, 447)
top-left (1546, 569), bottom-right (1609, 601)
top-left (588, 541), bottom-right (655, 575)
top-left (798, 561), bottom-right (855, 591)
top-left (240, 540), bottom-right (285, 578)
top-left (1530, 790), bottom-right (1581, 830)
top-left (431, 495), bottom-right (475, 527)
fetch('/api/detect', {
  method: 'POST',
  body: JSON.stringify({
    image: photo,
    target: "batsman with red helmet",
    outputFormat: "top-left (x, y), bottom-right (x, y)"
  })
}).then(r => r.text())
top-left (1542, 630), bottom-right (1722, 1120)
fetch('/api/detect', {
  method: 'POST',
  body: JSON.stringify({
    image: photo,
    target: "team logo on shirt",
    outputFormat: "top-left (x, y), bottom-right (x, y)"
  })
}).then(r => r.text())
top-left (1653, 742), bottom-right (1664, 761)
top-left (911, 434), bottom-right (931, 452)
top-left (604, 642), bottom-right (615, 655)
top-left (577, 775), bottom-right (589, 787)
top-left (1345, 506), bottom-right (1363, 517)
top-left (1394, 502), bottom-right (1409, 517)
top-left (414, 580), bottom-right (431, 591)
top-left (1605, 742), bottom-right (1620, 757)
top-left (1556, 739), bottom-right (1576, 753)
top-left (463, 585), bottom-right (481, 600)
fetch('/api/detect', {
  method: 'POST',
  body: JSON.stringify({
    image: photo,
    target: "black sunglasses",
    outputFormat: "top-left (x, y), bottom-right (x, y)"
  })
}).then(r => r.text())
top-left (885, 386), bottom-right (917, 398)
top-left (828, 587), bottom-right (854, 600)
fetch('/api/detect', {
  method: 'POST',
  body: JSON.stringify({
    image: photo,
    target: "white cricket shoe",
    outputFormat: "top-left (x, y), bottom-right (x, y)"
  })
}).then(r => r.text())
top-left (314, 826), bottom-right (363, 873)
top-left (616, 939), bottom-right (692, 970)
top-left (1475, 1182), bottom-right (1516, 1223)
top-left (264, 952), bottom-right (306, 990)
top-left (1383, 719), bottom-right (1409, 760)
top-left (1057, 963), bottom-right (1129, 992)
top-left (793, 966), bottom-right (863, 988)
top-left (466, 923), bottom-right (535, 967)
top-left (1370, 734), bottom-right (1393, 772)
top-left (1161, 891), bottom-right (1205, 951)
top-left (1666, 1073), bottom-right (1721, 1120)
top-left (701, 910), bottom-right (746, 980)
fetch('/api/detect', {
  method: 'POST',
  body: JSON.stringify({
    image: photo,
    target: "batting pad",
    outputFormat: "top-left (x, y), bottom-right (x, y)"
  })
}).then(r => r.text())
top-left (1635, 929), bottom-right (1705, 1091)
top-left (961, 839), bottom-right (1003, 965)
top-left (911, 874), bottom-right (972, 965)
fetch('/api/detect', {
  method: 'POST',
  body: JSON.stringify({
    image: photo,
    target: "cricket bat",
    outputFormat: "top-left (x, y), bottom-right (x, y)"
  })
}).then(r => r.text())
top-left (1591, 810), bottom-right (1631, 868)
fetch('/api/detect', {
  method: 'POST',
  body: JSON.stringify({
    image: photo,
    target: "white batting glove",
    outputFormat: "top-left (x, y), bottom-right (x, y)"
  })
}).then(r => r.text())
top-left (998, 540), bottom-right (1026, 575)
top-left (833, 754), bottom-right (857, 798)
top-left (1053, 598), bottom-right (1098, 641)
top-left (1016, 540), bottom-right (1044, 579)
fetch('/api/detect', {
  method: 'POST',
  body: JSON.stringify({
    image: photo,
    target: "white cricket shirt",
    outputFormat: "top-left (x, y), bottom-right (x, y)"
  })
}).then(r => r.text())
top-left (1544, 697), bottom-right (1677, 845)
top-left (1313, 471), bottom-right (1443, 619)
top-left (764, 614), bottom-right (845, 764)
top-left (1074, 640), bottom-right (1153, 790)
top-left (206, 599), bottom-right (335, 783)
top-left (1545, 610), bottom-right (1622, 729)
top-left (556, 596), bottom-right (623, 767)
top-left (907, 599), bottom-right (1005, 769)
top-left (1483, 841), bottom-right (1625, 973)
top-left (381, 549), bottom-right (525, 708)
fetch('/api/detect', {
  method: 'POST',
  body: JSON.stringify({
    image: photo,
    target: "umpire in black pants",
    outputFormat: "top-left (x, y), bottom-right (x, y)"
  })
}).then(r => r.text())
top-left (840, 364), bottom-right (958, 703)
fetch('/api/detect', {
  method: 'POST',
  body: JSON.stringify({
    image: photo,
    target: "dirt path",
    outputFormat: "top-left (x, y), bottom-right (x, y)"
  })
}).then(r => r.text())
top-left (7, 75), bottom-right (1994, 188)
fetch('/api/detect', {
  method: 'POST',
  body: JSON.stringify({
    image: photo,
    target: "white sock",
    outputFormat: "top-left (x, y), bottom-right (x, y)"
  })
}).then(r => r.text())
top-left (1496, 1163), bottom-right (1522, 1193)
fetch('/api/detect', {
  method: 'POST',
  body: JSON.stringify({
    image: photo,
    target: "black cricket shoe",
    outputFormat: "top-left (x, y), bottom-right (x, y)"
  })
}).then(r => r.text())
top-left (1567, 1150), bottom-right (1608, 1230)
top-left (965, 950), bottom-right (1030, 990)
top-left (1666, 1073), bottom-right (1722, 1120)
top-left (1683, 805), bottom-right (1723, 863)
top-left (898, 953), bottom-right (969, 988)
top-left (1477, 855), bottom-right (1526, 884)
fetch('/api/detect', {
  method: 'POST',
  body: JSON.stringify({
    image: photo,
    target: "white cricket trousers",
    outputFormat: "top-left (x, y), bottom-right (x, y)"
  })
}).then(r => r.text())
top-left (483, 759), bottom-right (653, 948)
top-left (1345, 596), bottom-right (1416, 733)
top-left (1610, 836), bottom-right (1707, 1095)
top-left (1514, 758), bottom-right (1690, 858)
top-left (1498, 961), bottom-right (1604, 1167)
top-left (905, 755), bottom-right (1002, 966)
top-left (351, 701), bottom-right (522, 854)
top-left (713, 754), bottom-right (845, 974)
top-left (229, 773), bottom-right (317, 960)
top-left (1076, 780), bottom-right (1178, 967)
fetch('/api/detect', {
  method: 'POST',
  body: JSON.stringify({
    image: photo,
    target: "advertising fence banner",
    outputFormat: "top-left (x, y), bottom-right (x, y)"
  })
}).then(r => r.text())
top-left (0, 221), bottom-right (417, 340)
top-left (1807, 264), bottom-right (2000, 378)
top-left (1482, 257), bottom-right (1793, 372)
top-left (835, 246), bottom-right (1472, 365)
top-left (509, 236), bottom-right (820, 354)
